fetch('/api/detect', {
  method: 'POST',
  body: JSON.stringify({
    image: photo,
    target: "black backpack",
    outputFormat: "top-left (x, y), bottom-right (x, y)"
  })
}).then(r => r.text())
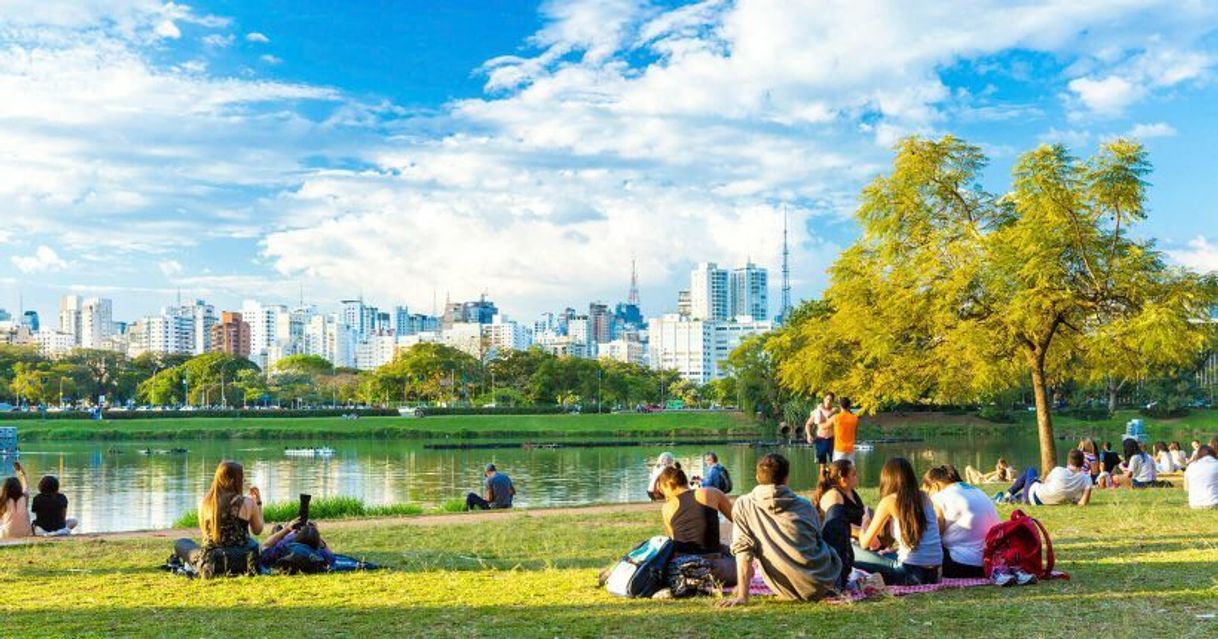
top-left (720, 468), bottom-right (733, 493)
top-left (605, 536), bottom-right (674, 598)
top-left (197, 544), bottom-right (260, 579)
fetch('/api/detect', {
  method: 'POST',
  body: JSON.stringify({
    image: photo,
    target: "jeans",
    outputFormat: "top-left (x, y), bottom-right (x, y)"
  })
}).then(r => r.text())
top-left (852, 547), bottom-right (941, 586)
top-left (821, 504), bottom-right (854, 589)
top-left (941, 547), bottom-right (985, 578)
top-left (1007, 467), bottom-right (1041, 503)
top-left (814, 437), bottom-right (834, 464)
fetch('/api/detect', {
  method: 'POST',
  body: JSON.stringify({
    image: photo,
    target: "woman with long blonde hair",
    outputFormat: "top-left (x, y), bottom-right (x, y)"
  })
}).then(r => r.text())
top-left (174, 461), bottom-right (264, 572)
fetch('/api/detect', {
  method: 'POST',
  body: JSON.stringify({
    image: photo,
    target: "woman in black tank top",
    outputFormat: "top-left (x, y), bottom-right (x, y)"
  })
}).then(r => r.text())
top-left (815, 459), bottom-right (870, 534)
top-left (656, 464), bottom-right (738, 586)
top-left (669, 490), bottom-right (720, 553)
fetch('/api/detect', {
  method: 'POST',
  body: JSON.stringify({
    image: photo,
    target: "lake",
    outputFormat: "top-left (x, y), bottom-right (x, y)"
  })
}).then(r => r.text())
top-left (3, 432), bottom-right (1046, 533)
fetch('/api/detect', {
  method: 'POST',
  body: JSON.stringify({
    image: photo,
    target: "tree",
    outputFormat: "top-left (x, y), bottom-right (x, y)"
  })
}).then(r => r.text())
top-left (63, 349), bottom-right (129, 403)
top-left (781, 136), bottom-right (1218, 472)
top-left (273, 354), bottom-right (334, 377)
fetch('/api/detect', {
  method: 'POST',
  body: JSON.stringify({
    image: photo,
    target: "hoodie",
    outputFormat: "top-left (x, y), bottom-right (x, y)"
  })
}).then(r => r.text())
top-left (730, 483), bottom-right (842, 601)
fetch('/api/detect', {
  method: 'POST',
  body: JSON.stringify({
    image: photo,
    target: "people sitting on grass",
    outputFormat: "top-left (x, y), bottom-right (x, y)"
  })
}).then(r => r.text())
top-left (923, 465), bottom-right (1000, 578)
top-left (717, 453), bottom-right (850, 606)
top-left (1189, 439), bottom-right (1203, 463)
top-left (813, 459), bottom-right (870, 539)
top-left (1184, 445), bottom-right (1218, 510)
top-left (854, 457), bottom-right (943, 586)
top-left (1115, 439), bottom-right (1157, 488)
top-left (804, 392), bottom-right (839, 465)
top-left (259, 519), bottom-right (335, 571)
top-left (964, 458), bottom-right (1017, 485)
top-left (647, 452), bottom-right (676, 501)
top-left (700, 452), bottom-right (730, 493)
top-left (0, 460), bottom-right (31, 540)
top-left (1078, 439), bottom-right (1100, 482)
top-left (31, 474), bottom-right (78, 536)
top-left (465, 463), bottom-right (515, 510)
top-left (656, 465), bottom-right (736, 586)
top-left (173, 461), bottom-right (265, 572)
top-left (1169, 442), bottom-right (1189, 470)
top-left (1004, 449), bottom-right (1093, 505)
top-left (829, 398), bottom-right (860, 463)
top-left (1153, 442), bottom-right (1181, 474)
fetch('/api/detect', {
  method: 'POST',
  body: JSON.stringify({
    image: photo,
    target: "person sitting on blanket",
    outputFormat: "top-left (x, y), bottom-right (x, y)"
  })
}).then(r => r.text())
top-left (855, 457), bottom-right (943, 586)
top-left (173, 460), bottom-right (265, 568)
top-left (31, 474), bottom-right (78, 536)
top-left (1184, 445), bottom-right (1218, 510)
top-left (716, 453), bottom-right (851, 607)
top-left (963, 458), bottom-right (1016, 485)
top-left (259, 519), bottom-right (336, 570)
top-left (813, 459), bottom-right (871, 539)
top-left (922, 465), bottom-right (1000, 579)
top-left (656, 465), bottom-right (737, 586)
top-left (1004, 449), bottom-right (1093, 505)
top-left (465, 463), bottom-right (515, 511)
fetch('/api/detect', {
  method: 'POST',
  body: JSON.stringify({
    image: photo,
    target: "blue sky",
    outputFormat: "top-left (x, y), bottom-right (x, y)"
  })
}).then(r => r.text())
top-left (2, 0), bottom-right (1217, 324)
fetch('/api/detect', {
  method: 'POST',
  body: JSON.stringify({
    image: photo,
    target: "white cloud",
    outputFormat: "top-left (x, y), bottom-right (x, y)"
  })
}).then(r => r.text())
top-left (246, 32), bottom-right (270, 44)
top-left (1067, 76), bottom-right (1144, 115)
top-left (0, 229), bottom-right (11, 244)
top-left (158, 260), bottom-right (184, 276)
top-left (154, 19), bottom-right (181, 39)
top-left (1168, 236), bottom-right (1218, 274)
top-left (11, 246), bottom-right (69, 273)
top-left (202, 33), bottom-right (235, 48)
top-left (260, 54), bottom-right (283, 65)
top-left (1127, 122), bottom-right (1177, 139)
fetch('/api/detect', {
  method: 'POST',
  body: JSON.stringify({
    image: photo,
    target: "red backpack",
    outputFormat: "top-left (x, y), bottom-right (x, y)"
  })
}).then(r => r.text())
top-left (982, 509), bottom-right (1058, 579)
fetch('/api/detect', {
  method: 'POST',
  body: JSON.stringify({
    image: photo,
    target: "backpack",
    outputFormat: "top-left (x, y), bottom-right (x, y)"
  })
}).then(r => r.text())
top-left (272, 542), bottom-right (330, 574)
top-left (605, 536), bottom-right (674, 598)
top-left (720, 467), bottom-right (733, 494)
top-left (982, 509), bottom-right (1056, 579)
top-left (197, 544), bottom-right (260, 579)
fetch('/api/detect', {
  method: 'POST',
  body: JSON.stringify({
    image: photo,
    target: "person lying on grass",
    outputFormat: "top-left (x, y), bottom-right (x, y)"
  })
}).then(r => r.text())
top-left (922, 465), bottom-right (1000, 579)
top-left (657, 465), bottom-right (736, 586)
top-left (854, 457), bottom-right (943, 586)
top-left (1005, 449), bottom-right (1092, 506)
top-left (716, 453), bottom-right (851, 607)
top-left (260, 519), bottom-right (335, 571)
top-left (963, 458), bottom-right (1017, 485)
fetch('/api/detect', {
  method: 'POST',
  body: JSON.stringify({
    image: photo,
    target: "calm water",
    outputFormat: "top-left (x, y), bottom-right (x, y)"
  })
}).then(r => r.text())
top-left (3, 432), bottom-right (1043, 533)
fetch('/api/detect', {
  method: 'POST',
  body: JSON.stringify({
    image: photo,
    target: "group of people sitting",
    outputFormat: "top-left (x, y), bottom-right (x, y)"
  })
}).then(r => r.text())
top-left (651, 451), bottom-right (1006, 605)
top-left (0, 461), bottom-right (79, 540)
top-left (171, 461), bottom-right (336, 576)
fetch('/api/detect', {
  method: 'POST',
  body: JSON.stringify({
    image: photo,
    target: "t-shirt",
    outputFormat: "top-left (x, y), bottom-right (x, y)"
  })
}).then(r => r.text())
top-left (31, 493), bottom-right (68, 532)
top-left (486, 472), bottom-right (514, 508)
top-left (1126, 453), bottom-right (1156, 483)
top-left (0, 494), bottom-right (31, 539)
top-left (1029, 467), bottom-right (1090, 505)
top-left (832, 412), bottom-right (858, 454)
top-left (702, 464), bottom-right (729, 492)
top-left (931, 482), bottom-right (1001, 567)
top-left (1185, 456), bottom-right (1218, 509)
top-left (1156, 451), bottom-right (1180, 474)
top-left (811, 406), bottom-right (835, 438)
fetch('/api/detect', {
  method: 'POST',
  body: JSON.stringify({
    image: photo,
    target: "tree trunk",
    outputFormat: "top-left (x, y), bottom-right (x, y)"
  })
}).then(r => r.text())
top-left (1030, 357), bottom-right (1057, 475)
top-left (1107, 377), bottom-right (1119, 414)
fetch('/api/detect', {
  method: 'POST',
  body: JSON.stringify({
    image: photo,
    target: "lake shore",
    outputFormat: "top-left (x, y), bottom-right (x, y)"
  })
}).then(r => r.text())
top-left (0, 488), bottom-right (1211, 637)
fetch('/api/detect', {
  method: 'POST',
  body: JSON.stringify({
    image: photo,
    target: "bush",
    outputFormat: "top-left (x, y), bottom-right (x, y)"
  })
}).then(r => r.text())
top-left (977, 405), bottom-right (1014, 423)
top-left (173, 495), bottom-right (423, 528)
top-left (1060, 406), bottom-right (1113, 421)
top-left (1140, 404), bottom-right (1191, 419)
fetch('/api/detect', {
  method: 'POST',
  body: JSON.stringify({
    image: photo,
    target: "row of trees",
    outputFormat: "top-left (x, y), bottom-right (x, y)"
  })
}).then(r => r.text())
top-left (721, 136), bottom-right (1217, 472)
top-left (0, 343), bottom-right (701, 410)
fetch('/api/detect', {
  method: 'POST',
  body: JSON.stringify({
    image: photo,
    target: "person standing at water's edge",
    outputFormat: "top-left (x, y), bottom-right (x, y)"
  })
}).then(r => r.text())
top-left (466, 464), bottom-right (515, 511)
top-left (804, 392), bottom-right (838, 465)
top-left (830, 398), bottom-right (859, 464)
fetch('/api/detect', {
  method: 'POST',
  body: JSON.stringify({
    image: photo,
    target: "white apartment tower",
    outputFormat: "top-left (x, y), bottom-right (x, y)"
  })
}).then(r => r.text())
top-left (689, 263), bottom-right (729, 321)
top-left (729, 262), bottom-right (768, 321)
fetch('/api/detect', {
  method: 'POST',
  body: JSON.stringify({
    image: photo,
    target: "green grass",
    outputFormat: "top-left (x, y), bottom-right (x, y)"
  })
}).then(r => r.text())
top-left (863, 408), bottom-right (1218, 441)
top-left (2, 411), bottom-right (760, 442)
top-left (172, 496), bottom-right (424, 528)
top-left (2, 489), bottom-right (1216, 637)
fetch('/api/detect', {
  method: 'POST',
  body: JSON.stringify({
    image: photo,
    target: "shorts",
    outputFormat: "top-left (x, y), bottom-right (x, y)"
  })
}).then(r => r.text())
top-left (832, 451), bottom-right (855, 464)
top-left (814, 437), bottom-right (834, 463)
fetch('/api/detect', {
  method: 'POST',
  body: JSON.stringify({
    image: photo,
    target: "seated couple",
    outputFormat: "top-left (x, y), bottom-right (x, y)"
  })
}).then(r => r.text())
top-left (173, 461), bottom-right (334, 575)
top-left (0, 461), bottom-right (79, 540)
top-left (1004, 449), bottom-right (1093, 505)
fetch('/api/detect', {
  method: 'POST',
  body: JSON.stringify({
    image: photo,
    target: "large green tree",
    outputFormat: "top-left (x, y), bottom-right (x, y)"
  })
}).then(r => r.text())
top-left (782, 136), bottom-right (1217, 472)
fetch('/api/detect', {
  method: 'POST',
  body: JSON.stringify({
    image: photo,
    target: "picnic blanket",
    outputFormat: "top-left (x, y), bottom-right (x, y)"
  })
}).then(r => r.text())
top-left (735, 564), bottom-right (992, 602)
top-left (161, 553), bottom-right (379, 578)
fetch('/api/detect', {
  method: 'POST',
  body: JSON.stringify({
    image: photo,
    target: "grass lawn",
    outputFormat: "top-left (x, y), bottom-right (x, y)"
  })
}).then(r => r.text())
top-left (2, 411), bottom-right (760, 441)
top-left (864, 408), bottom-right (1218, 442)
top-left (1, 489), bottom-right (1215, 637)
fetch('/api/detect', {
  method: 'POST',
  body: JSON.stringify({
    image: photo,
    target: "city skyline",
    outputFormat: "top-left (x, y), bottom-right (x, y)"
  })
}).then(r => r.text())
top-left (4, 2), bottom-right (1218, 324)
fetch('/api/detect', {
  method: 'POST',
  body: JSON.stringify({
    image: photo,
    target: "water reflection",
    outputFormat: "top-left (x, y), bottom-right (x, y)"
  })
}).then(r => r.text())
top-left (1, 434), bottom-right (1045, 533)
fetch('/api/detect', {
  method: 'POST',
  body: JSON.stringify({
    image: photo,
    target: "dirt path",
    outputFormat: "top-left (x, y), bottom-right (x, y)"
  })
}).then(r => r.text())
top-left (11, 501), bottom-right (665, 545)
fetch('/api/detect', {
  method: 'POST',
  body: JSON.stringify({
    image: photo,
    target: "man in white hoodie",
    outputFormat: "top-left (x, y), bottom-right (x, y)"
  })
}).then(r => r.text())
top-left (717, 453), bottom-right (848, 606)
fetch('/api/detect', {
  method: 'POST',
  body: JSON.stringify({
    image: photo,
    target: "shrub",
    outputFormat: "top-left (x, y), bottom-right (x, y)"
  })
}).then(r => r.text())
top-left (977, 405), bottom-right (1014, 423)
top-left (172, 495), bottom-right (422, 528)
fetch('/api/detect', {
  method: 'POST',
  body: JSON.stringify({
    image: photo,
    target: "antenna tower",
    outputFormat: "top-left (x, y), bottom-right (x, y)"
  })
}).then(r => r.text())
top-left (628, 258), bottom-right (640, 306)
top-left (780, 207), bottom-right (792, 324)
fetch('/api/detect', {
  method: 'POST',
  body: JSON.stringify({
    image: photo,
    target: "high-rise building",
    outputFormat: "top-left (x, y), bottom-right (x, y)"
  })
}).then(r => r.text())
top-left (242, 300), bottom-right (294, 369)
top-left (58, 295), bottom-right (83, 344)
top-left (690, 262), bottom-right (730, 321)
top-left (649, 313), bottom-right (772, 383)
top-left (442, 297), bottom-right (499, 329)
top-left (80, 297), bottom-right (115, 349)
top-left (393, 306), bottom-right (410, 335)
top-left (21, 311), bottom-right (39, 332)
top-left (180, 300), bottom-right (216, 354)
top-left (341, 299), bottom-right (377, 338)
top-left (303, 314), bottom-right (354, 368)
top-left (0, 309), bottom-right (9, 322)
top-left (588, 302), bottom-right (612, 345)
top-left (676, 290), bottom-right (691, 318)
top-left (729, 262), bottom-right (768, 321)
top-left (210, 312), bottom-right (252, 358)
top-left (482, 318), bottom-right (532, 357)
